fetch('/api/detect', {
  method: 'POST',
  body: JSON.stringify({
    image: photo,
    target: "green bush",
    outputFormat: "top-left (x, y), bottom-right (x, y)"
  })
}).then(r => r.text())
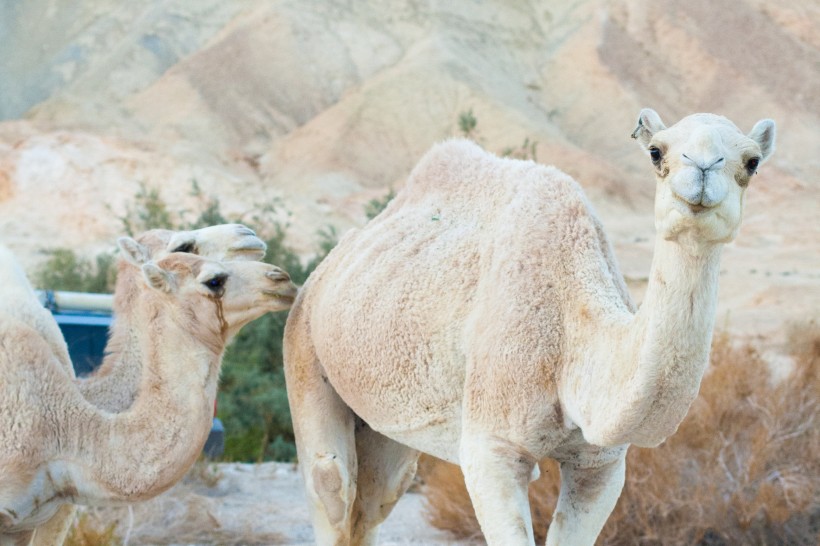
top-left (121, 182), bottom-right (176, 235)
top-left (365, 188), bottom-right (395, 220)
top-left (35, 249), bottom-right (116, 293)
top-left (218, 211), bottom-right (335, 461)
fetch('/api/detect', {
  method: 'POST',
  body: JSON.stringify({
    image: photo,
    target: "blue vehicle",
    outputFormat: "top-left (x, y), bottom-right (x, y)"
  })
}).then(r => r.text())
top-left (37, 290), bottom-right (224, 458)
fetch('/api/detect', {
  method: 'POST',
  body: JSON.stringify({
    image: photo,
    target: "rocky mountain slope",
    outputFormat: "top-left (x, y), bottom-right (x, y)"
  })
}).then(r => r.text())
top-left (1, 0), bottom-right (817, 350)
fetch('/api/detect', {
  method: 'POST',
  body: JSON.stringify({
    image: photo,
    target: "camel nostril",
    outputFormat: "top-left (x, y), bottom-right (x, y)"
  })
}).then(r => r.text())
top-left (266, 269), bottom-right (291, 282)
top-left (681, 154), bottom-right (724, 172)
top-left (708, 157), bottom-right (725, 170)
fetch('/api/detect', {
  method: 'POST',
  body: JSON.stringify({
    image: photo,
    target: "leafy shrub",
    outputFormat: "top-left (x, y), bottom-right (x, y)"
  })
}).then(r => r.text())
top-left (35, 249), bottom-right (116, 293)
top-left (218, 215), bottom-right (335, 462)
top-left (120, 182), bottom-right (175, 235)
top-left (501, 137), bottom-right (538, 161)
top-left (458, 109), bottom-right (478, 138)
top-left (421, 324), bottom-right (820, 545)
top-left (457, 109), bottom-right (539, 161)
top-left (365, 188), bottom-right (395, 220)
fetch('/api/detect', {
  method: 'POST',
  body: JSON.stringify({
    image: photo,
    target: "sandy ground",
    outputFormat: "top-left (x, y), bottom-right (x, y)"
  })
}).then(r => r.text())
top-left (81, 462), bottom-right (480, 545)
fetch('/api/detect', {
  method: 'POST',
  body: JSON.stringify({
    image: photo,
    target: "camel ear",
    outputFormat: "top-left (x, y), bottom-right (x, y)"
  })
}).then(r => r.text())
top-left (118, 237), bottom-right (151, 266)
top-left (748, 119), bottom-right (776, 162)
top-left (631, 108), bottom-right (666, 150)
top-left (141, 263), bottom-right (173, 292)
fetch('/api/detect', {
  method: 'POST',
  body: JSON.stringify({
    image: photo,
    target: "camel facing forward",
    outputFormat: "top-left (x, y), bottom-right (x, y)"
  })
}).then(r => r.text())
top-left (0, 239), bottom-right (296, 544)
top-left (283, 109), bottom-right (775, 545)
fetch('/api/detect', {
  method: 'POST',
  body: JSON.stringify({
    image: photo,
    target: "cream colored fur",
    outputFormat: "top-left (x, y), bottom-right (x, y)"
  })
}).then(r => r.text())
top-left (283, 109), bottom-right (775, 545)
top-left (0, 247), bottom-right (73, 377)
top-left (0, 241), bottom-right (296, 543)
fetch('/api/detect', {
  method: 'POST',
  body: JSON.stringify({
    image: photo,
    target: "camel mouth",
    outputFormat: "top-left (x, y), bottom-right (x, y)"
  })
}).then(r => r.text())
top-left (263, 289), bottom-right (298, 305)
top-left (227, 248), bottom-right (267, 261)
top-left (227, 240), bottom-right (267, 259)
top-left (675, 197), bottom-right (713, 215)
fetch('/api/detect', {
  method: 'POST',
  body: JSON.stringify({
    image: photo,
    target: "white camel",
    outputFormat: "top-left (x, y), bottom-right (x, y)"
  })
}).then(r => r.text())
top-left (0, 239), bottom-right (296, 545)
top-left (283, 109), bottom-right (776, 545)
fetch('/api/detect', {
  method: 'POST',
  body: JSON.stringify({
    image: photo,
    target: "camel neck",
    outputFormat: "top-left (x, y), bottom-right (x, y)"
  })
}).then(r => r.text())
top-left (70, 297), bottom-right (219, 503)
top-left (566, 237), bottom-right (722, 448)
top-left (620, 238), bottom-right (722, 445)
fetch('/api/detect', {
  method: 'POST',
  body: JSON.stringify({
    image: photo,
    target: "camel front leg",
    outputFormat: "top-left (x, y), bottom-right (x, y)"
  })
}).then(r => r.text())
top-left (546, 449), bottom-right (627, 546)
top-left (460, 433), bottom-right (537, 546)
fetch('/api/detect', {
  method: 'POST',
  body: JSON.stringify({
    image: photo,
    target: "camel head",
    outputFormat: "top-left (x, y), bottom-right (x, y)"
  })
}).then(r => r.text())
top-left (632, 109), bottom-right (775, 249)
top-left (117, 237), bottom-right (297, 342)
top-left (135, 224), bottom-right (267, 262)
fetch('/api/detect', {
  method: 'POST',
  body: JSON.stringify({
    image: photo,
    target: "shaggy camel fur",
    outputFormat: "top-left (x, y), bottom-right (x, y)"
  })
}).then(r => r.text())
top-left (0, 240), bottom-right (296, 545)
top-left (0, 247), bottom-right (73, 377)
top-left (283, 109), bottom-right (776, 545)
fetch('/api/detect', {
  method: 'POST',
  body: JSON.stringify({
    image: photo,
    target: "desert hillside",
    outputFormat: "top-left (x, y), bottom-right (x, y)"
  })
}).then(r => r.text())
top-left (1, 0), bottom-right (818, 349)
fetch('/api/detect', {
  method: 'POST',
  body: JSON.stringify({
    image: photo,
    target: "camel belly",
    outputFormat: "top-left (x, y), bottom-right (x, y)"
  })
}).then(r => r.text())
top-left (316, 330), bottom-right (467, 462)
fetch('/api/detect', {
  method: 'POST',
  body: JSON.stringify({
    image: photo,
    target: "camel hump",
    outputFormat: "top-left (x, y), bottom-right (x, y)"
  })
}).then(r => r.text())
top-left (401, 138), bottom-right (503, 199)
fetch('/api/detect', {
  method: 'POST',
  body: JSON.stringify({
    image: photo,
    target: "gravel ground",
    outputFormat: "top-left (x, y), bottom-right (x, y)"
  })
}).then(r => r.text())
top-left (80, 462), bottom-right (482, 545)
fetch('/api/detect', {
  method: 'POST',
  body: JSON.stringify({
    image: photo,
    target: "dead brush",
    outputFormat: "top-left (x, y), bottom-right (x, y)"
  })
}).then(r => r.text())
top-left (421, 324), bottom-right (820, 545)
top-left (64, 512), bottom-right (120, 546)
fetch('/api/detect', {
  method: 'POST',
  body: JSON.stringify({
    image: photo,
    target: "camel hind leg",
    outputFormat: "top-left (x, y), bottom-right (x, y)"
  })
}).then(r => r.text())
top-left (284, 308), bottom-right (358, 544)
top-left (349, 424), bottom-right (419, 546)
top-left (289, 371), bottom-right (357, 545)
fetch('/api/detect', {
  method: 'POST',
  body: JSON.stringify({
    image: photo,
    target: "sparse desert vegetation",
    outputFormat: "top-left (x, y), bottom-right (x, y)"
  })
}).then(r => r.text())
top-left (65, 512), bottom-right (120, 546)
top-left (420, 324), bottom-right (820, 545)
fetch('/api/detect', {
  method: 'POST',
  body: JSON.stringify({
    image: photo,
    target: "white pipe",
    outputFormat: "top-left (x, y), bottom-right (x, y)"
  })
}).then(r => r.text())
top-left (35, 290), bottom-right (113, 312)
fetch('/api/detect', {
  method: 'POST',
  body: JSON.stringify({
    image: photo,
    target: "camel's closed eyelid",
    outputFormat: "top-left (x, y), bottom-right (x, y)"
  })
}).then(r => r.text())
top-left (172, 241), bottom-right (197, 253)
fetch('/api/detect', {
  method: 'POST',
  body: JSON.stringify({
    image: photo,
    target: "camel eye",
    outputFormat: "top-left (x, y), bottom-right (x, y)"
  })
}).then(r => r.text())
top-left (203, 275), bottom-right (227, 292)
top-left (172, 242), bottom-right (196, 253)
top-left (746, 157), bottom-right (760, 174)
top-left (649, 146), bottom-right (663, 164)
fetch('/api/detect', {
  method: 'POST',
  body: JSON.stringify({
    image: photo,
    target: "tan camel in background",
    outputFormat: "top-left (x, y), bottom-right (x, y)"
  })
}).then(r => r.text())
top-left (0, 224), bottom-right (274, 546)
top-left (0, 223), bottom-right (267, 386)
top-left (0, 239), bottom-right (296, 545)
top-left (283, 109), bottom-right (775, 545)
top-left (78, 224), bottom-right (270, 412)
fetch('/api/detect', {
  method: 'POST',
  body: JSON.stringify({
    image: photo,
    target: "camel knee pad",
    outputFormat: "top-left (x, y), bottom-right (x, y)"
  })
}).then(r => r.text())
top-left (310, 454), bottom-right (352, 526)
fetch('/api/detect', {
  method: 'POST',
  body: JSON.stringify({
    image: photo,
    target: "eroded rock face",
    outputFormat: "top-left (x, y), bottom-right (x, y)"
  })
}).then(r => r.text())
top-left (0, 0), bottom-right (816, 340)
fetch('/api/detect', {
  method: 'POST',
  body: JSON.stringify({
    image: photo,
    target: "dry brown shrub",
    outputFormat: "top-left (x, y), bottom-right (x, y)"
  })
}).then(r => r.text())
top-left (65, 512), bottom-right (120, 546)
top-left (421, 325), bottom-right (820, 545)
